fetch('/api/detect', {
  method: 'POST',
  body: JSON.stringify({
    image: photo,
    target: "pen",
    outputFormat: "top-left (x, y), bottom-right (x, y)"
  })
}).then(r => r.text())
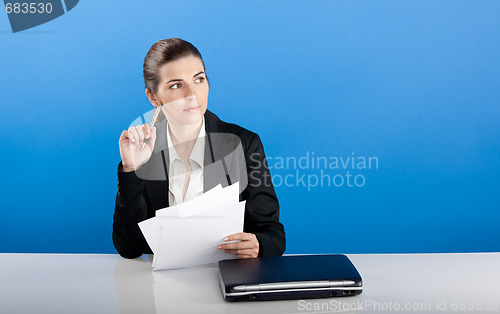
top-left (141, 104), bottom-right (162, 149)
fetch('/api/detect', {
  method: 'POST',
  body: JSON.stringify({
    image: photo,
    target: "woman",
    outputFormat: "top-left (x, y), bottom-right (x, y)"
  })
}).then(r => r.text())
top-left (113, 38), bottom-right (285, 259)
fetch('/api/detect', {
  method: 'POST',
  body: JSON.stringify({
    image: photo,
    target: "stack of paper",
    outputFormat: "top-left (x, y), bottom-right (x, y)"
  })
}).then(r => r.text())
top-left (138, 183), bottom-right (244, 271)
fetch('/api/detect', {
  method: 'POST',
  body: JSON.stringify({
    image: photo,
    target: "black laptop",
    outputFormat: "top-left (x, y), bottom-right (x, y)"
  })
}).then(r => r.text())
top-left (218, 254), bottom-right (362, 301)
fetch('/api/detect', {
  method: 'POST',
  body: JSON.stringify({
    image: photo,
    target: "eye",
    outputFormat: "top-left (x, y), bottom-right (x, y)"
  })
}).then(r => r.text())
top-left (170, 83), bottom-right (182, 90)
top-left (194, 77), bottom-right (205, 84)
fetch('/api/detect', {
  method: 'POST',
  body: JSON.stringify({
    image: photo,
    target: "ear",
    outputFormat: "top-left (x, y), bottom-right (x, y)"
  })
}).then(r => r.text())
top-left (145, 88), bottom-right (159, 107)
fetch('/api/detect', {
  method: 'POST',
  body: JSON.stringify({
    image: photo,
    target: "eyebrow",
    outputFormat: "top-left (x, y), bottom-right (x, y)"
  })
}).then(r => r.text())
top-left (165, 71), bottom-right (206, 84)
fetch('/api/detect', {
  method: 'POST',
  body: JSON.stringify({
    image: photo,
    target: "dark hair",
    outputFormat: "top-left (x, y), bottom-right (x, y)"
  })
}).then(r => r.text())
top-left (143, 38), bottom-right (206, 95)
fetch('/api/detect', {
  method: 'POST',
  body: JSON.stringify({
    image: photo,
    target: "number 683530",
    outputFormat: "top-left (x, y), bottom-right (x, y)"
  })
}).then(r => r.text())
top-left (5, 2), bottom-right (53, 14)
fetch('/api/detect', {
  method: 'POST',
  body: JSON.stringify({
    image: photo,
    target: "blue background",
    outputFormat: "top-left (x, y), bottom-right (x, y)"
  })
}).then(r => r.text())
top-left (0, 1), bottom-right (498, 254)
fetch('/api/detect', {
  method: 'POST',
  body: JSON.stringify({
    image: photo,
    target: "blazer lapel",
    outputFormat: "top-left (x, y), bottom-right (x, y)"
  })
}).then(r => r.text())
top-left (203, 110), bottom-right (235, 191)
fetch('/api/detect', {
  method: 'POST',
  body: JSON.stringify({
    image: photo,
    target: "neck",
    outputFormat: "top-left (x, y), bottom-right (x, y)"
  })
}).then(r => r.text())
top-left (168, 118), bottom-right (203, 161)
top-left (168, 119), bottom-right (203, 145)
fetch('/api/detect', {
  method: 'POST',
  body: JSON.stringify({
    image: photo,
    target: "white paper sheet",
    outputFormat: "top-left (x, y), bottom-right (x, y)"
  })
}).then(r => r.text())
top-left (138, 182), bottom-right (244, 271)
top-left (153, 201), bottom-right (245, 270)
top-left (139, 182), bottom-right (239, 254)
top-left (155, 182), bottom-right (239, 218)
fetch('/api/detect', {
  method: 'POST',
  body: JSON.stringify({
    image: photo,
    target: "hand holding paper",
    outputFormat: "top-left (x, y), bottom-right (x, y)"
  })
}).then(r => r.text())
top-left (217, 232), bottom-right (260, 258)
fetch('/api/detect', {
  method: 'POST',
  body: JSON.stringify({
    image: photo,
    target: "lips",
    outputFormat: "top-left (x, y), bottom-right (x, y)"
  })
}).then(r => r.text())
top-left (184, 106), bottom-right (201, 112)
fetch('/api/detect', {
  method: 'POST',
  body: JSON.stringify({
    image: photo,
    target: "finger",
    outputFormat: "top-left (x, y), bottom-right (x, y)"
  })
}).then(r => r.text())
top-left (143, 123), bottom-right (151, 140)
top-left (224, 232), bottom-right (253, 242)
top-left (237, 254), bottom-right (255, 259)
top-left (119, 130), bottom-right (129, 142)
top-left (224, 249), bottom-right (257, 256)
top-left (220, 242), bottom-right (247, 250)
top-left (219, 240), bottom-right (257, 250)
top-left (223, 249), bottom-right (239, 255)
top-left (135, 125), bottom-right (145, 144)
top-left (127, 126), bottom-right (138, 143)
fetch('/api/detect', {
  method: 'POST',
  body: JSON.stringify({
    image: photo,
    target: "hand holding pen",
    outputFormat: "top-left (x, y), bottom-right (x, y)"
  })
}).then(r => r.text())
top-left (118, 105), bottom-right (162, 172)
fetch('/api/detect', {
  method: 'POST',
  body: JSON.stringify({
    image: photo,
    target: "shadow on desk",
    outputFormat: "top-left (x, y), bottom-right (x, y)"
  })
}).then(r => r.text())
top-left (113, 255), bottom-right (227, 313)
top-left (114, 255), bottom-right (156, 314)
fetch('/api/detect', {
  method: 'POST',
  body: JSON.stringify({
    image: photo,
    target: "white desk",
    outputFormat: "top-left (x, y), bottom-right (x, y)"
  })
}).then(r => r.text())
top-left (1, 253), bottom-right (499, 313)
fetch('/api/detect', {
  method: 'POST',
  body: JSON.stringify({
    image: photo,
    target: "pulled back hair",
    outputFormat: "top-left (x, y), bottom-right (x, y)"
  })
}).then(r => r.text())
top-left (143, 38), bottom-right (206, 95)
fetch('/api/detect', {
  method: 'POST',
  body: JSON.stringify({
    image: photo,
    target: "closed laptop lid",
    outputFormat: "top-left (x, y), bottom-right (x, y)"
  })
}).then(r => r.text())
top-left (218, 254), bottom-right (362, 294)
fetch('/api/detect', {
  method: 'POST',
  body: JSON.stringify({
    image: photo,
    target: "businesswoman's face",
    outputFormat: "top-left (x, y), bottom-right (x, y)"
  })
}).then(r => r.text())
top-left (149, 55), bottom-right (208, 127)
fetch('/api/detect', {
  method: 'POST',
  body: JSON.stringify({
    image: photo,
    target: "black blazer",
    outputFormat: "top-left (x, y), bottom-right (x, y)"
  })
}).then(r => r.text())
top-left (113, 110), bottom-right (286, 258)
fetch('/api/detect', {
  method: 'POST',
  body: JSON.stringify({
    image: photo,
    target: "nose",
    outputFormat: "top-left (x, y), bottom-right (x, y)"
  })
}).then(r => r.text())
top-left (184, 83), bottom-right (196, 100)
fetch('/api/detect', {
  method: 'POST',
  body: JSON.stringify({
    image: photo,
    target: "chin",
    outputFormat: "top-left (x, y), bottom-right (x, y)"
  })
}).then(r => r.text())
top-left (181, 112), bottom-right (204, 125)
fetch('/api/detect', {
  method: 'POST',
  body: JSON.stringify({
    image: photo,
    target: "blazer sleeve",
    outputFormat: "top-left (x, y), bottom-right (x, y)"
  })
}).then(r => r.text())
top-left (242, 134), bottom-right (286, 257)
top-left (112, 162), bottom-right (151, 258)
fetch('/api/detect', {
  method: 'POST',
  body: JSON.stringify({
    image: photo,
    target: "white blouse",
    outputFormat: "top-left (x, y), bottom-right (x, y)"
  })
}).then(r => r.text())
top-left (166, 117), bottom-right (206, 206)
